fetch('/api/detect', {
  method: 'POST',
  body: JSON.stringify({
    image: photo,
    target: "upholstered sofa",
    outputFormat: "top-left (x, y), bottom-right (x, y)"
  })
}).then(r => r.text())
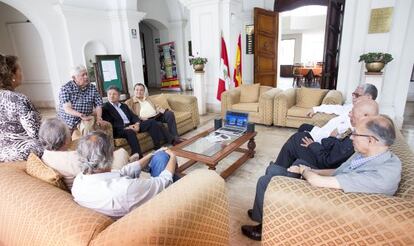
top-left (114, 93), bottom-right (200, 152)
top-left (0, 164), bottom-right (229, 246)
top-left (273, 87), bottom-right (343, 128)
top-left (262, 130), bottom-right (414, 245)
top-left (221, 84), bottom-right (282, 126)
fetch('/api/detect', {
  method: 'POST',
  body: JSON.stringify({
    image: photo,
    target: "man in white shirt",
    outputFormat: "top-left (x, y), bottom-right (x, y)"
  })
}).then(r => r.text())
top-left (39, 118), bottom-right (130, 189)
top-left (71, 131), bottom-right (176, 219)
top-left (125, 83), bottom-right (183, 145)
top-left (299, 83), bottom-right (378, 143)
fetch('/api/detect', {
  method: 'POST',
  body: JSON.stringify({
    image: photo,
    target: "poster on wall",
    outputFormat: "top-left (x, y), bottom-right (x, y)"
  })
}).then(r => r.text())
top-left (158, 42), bottom-right (181, 91)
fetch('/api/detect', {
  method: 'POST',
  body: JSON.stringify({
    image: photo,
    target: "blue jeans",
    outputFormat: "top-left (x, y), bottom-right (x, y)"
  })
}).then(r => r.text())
top-left (148, 151), bottom-right (180, 182)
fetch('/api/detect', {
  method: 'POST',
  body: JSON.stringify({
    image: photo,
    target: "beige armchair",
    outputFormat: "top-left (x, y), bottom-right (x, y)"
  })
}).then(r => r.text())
top-left (114, 93), bottom-right (200, 153)
top-left (262, 131), bottom-right (414, 245)
top-left (221, 84), bottom-right (282, 126)
top-left (273, 87), bottom-right (343, 128)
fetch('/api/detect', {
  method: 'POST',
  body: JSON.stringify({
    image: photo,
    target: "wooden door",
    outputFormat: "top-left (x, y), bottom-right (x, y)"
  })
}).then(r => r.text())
top-left (254, 8), bottom-right (279, 87)
top-left (321, 0), bottom-right (345, 89)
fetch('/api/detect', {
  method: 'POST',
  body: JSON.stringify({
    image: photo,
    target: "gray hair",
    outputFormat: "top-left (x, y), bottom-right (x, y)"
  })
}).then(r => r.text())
top-left (366, 115), bottom-right (396, 146)
top-left (77, 131), bottom-right (114, 174)
top-left (70, 64), bottom-right (87, 77)
top-left (39, 118), bottom-right (70, 151)
top-left (362, 83), bottom-right (378, 100)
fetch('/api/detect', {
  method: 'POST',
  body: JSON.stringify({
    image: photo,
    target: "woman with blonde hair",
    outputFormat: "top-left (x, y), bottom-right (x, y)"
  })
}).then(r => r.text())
top-left (0, 54), bottom-right (42, 161)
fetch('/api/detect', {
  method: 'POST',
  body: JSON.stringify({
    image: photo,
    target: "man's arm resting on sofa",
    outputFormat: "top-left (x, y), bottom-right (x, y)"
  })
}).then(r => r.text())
top-left (302, 167), bottom-right (341, 189)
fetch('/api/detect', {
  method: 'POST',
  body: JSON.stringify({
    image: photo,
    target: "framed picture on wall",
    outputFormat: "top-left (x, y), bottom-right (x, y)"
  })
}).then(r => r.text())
top-left (93, 54), bottom-right (129, 98)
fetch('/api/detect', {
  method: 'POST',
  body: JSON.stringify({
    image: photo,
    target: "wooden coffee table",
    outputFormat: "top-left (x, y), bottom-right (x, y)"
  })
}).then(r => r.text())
top-left (171, 128), bottom-right (256, 179)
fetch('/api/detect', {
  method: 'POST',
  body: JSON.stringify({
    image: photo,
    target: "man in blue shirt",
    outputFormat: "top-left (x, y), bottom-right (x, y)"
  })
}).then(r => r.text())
top-left (241, 115), bottom-right (401, 241)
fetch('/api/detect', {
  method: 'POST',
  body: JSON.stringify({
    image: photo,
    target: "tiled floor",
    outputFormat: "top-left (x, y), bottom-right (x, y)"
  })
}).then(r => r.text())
top-left (38, 96), bottom-right (414, 245)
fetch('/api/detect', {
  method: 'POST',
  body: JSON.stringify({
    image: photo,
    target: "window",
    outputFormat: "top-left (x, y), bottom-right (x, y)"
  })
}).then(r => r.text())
top-left (280, 39), bottom-right (295, 65)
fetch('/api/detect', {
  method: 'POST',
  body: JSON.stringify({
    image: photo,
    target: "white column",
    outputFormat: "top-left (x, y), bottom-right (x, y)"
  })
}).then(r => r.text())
top-left (169, 19), bottom-right (188, 91)
top-left (193, 71), bottom-right (207, 115)
top-left (109, 10), bottom-right (146, 94)
top-left (179, 0), bottom-right (221, 112)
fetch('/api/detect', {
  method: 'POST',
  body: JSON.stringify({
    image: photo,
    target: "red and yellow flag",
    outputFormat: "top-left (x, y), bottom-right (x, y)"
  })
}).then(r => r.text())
top-left (233, 34), bottom-right (242, 87)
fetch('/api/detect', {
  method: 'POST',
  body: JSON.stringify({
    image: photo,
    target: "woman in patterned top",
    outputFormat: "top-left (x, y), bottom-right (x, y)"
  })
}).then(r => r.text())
top-left (0, 54), bottom-right (42, 162)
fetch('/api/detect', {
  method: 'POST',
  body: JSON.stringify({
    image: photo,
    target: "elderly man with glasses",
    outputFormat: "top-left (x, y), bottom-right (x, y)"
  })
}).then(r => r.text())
top-left (241, 114), bottom-right (401, 241)
top-left (300, 83), bottom-right (378, 142)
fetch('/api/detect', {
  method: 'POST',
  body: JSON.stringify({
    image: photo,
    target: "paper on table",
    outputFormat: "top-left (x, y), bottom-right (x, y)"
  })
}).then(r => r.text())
top-left (101, 60), bottom-right (118, 81)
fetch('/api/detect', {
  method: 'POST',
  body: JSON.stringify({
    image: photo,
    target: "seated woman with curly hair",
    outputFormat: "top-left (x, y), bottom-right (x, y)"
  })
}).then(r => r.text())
top-left (0, 54), bottom-right (43, 162)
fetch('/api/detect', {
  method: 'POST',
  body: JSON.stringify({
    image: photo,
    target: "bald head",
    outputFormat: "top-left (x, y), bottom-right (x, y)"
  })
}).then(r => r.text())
top-left (349, 99), bottom-right (379, 127)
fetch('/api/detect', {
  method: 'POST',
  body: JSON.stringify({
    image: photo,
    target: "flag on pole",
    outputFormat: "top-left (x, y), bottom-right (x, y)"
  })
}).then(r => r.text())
top-left (233, 34), bottom-right (242, 87)
top-left (217, 35), bottom-right (230, 101)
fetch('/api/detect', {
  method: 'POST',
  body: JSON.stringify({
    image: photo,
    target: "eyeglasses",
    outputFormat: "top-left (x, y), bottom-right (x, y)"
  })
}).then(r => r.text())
top-left (351, 131), bottom-right (379, 141)
top-left (352, 92), bottom-right (363, 98)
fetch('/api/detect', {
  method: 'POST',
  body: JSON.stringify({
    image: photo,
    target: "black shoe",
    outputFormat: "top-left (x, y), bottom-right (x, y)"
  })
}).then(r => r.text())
top-left (247, 209), bottom-right (254, 220)
top-left (241, 224), bottom-right (262, 241)
top-left (172, 137), bottom-right (185, 146)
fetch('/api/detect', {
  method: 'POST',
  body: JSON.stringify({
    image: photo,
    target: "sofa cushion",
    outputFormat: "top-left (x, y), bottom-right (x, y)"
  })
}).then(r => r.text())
top-left (240, 83), bottom-right (260, 103)
top-left (296, 88), bottom-right (328, 108)
top-left (26, 153), bottom-right (67, 190)
top-left (174, 111), bottom-right (192, 124)
top-left (150, 94), bottom-right (171, 110)
top-left (232, 102), bottom-right (259, 112)
top-left (287, 106), bottom-right (311, 118)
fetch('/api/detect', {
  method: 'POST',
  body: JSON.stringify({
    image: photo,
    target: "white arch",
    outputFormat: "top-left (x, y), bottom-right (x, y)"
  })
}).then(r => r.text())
top-left (82, 40), bottom-right (107, 66)
top-left (0, 0), bottom-right (65, 109)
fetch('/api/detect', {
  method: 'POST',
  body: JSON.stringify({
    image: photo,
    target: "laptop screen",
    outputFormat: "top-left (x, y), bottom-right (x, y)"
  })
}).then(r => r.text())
top-left (225, 111), bottom-right (248, 128)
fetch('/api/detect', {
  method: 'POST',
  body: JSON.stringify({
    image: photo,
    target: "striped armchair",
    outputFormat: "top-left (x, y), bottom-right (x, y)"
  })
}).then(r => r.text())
top-left (262, 130), bottom-right (414, 245)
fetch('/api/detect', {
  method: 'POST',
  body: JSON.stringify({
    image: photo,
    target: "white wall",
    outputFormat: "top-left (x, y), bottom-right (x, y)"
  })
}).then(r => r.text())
top-left (0, 1), bottom-right (60, 108)
top-left (280, 13), bottom-right (326, 64)
top-left (337, 0), bottom-right (414, 127)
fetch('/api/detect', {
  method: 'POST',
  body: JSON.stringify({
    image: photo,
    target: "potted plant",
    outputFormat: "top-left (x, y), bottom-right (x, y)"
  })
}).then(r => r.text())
top-left (359, 52), bottom-right (393, 73)
top-left (189, 56), bottom-right (208, 72)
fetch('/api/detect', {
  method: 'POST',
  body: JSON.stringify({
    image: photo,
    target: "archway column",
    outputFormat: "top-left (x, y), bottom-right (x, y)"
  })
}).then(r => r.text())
top-left (109, 10), bottom-right (146, 94)
top-left (168, 19), bottom-right (188, 91)
top-left (179, 0), bottom-right (241, 112)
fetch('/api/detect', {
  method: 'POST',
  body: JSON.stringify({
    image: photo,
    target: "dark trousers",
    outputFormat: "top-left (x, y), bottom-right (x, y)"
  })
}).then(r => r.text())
top-left (114, 119), bottom-right (162, 156)
top-left (153, 110), bottom-right (179, 143)
top-left (274, 131), bottom-right (318, 168)
top-left (251, 164), bottom-right (301, 223)
top-left (298, 123), bottom-right (314, 133)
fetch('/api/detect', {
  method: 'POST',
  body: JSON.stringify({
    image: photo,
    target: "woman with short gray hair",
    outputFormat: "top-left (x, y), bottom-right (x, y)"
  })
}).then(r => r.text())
top-left (72, 131), bottom-right (177, 219)
top-left (39, 118), bottom-right (71, 151)
top-left (40, 118), bottom-right (129, 190)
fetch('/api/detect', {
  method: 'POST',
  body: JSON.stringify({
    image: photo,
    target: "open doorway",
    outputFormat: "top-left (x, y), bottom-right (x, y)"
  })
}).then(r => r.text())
top-left (278, 5), bottom-right (327, 90)
top-left (0, 1), bottom-right (54, 108)
top-left (139, 19), bottom-right (169, 90)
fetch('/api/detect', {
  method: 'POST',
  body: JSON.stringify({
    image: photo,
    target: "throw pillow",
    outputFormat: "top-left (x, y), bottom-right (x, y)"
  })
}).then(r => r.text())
top-left (240, 83), bottom-right (260, 103)
top-left (296, 88), bottom-right (328, 108)
top-left (150, 94), bottom-right (171, 110)
top-left (26, 153), bottom-right (68, 191)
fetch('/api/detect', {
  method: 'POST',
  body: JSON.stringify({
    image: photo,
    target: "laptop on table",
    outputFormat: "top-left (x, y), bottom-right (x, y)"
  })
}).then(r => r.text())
top-left (215, 111), bottom-right (249, 136)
